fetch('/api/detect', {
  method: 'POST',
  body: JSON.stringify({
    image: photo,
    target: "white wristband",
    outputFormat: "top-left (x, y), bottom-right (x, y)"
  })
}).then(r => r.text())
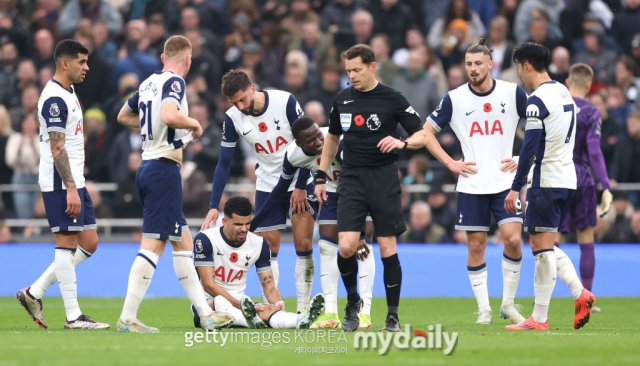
top-left (275, 301), bottom-right (285, 307)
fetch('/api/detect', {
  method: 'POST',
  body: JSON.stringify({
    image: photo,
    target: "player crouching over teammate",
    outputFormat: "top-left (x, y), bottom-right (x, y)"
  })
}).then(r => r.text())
top-left (192, 197), bottom-right (325, 329)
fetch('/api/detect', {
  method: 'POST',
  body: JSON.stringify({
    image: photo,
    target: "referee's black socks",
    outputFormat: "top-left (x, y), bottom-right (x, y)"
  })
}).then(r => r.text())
top-left (382, 253), bottom-right (402, 316)
top-left (337, 253), bottom-right (360, 303)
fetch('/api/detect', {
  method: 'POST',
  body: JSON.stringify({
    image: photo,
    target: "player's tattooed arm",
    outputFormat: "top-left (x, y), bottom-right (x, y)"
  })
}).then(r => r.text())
top-left (49, 131), bottom-right (76, 188)
top-left (260, 272), bottom-right (283, 305)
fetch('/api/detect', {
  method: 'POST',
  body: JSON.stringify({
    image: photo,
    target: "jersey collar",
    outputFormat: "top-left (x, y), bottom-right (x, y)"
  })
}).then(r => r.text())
top-left (539, 80), bottom-right (557, 86)
top-left (219, 227), bottom-right (244, 248)
top-left (51, 78), bottom-right (74, 94)
top-left (467, 78), bottom-right (496, 97)
top-left (251, 90), bottom-right (269, 117)
top-left (301, 147), bottom-right (317, 157)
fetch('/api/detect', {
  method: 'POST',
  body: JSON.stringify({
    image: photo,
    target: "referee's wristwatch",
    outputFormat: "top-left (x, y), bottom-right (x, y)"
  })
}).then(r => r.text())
top-left (315, 170), bottom-right (327, 185)
top-left (399, 137), bottom-right (408, 149)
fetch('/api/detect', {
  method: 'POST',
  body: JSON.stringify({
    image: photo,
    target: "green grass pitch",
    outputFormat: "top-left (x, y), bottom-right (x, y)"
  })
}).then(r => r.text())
top-left (1, 296), bottom-right (639, 366)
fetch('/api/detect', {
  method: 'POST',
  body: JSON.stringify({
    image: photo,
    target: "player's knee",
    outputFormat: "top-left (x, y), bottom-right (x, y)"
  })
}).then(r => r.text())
top-left (467, 237), bottom-right (485, 255)
top-left (339, 243), bottom-right (358, 257)
top-left (80, 235), bottom-right (98, 254)
top-left (504, 233), bottom-right (522, 249)
top-left (294, 237), bottom-right (312, 251)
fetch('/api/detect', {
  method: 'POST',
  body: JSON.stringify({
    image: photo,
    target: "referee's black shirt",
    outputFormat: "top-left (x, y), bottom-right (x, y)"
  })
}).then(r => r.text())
top-left (328, 83), bottom-right (423, 168)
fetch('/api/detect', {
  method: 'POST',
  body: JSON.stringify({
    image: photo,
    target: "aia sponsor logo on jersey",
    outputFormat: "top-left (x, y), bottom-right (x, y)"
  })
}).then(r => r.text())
top-left (255, 136), bottom-right (288, 154)
top-left (469, 120), bottom-right (503, 137)
top-left (214, 266), bottom-right (244, 283)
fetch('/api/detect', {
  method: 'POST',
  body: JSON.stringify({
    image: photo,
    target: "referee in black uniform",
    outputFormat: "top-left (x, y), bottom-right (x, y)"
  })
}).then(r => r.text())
top-left (314, 45), bottom-right (426, 332)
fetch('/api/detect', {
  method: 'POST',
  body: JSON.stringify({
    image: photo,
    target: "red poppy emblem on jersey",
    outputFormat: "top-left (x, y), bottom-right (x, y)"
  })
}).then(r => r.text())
top-left (259, 122), bottom-right (268, 132)
top-left (354, 115), bottom-right (365, 126)
top-left (484, 103), bottom-right (492, 113)
top-left (317, 158), bottom-right (322, 165)
top-left (230, 253), bottom-right (238, 263)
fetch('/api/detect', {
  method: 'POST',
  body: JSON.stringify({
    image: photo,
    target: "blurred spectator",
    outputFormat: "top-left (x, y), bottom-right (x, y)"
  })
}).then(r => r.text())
top-left (514, 0), bottom-right (564, 44)
top-left (180, 6), bottom-right (223, 57)
top-left (487, 15), bottom-right (513, 79)
top-left (224, 13), bottom-right (256, 65)
top-left (5, 113), bottom-right (40, 219)
top-left (570, 12), bottom-right (621, 56)
top-left (85, 181), bottom-right (111, 218)
top-left (182, 161), bottom-right (210, 217)
top-left (188, 101), bottom-right (222, 181)
top-left (33, 28), bottom-right (55, 70)
top-left (83, 108), bottom-right (108, 182)
top-left (112, 150), bottom-right (143, 219)
top-left (601, 191), bottom-right (635, 242)
top-left (259, 21), bottom-right (288, 86)
top-left (370, 34), bottom-right (398, 85)
top-left (0, 106), bottom-right (14, 213)
top-left (303, 100), bottom-right (326, 126)
top-left (498, 0), bottom-right (520, 42)
top-left (9, 85), bottom-right (39, 132)
top-left (0, 11), bottom-right (32, 58)
top-left (0, 41), bottom-right (19, 103)
top-left (437, 18), bottom-right (477, 71)
top-left (310, 63), bottom-right (342, 115)
top-left (57, 0), bottom-right (122, 38)
top-left (420, 44), bottom-right (449, 96)
top-left (145, 18), bottom-right (167, 59)
top-left (611, 111), bottom-right (640, 195)
top-left (0, 220), bottom-right (10, 243)
top-left (371, 0), bottom-right (414, 53)
top-left (630, 210), bottom-right (640, 242)
top-left (402, 154), bottom-right (433, 205)
top-left (93, 21), bottom-right (118, 67)
top-left (165, 0), bottom-right (231, 36)
top-left (38, 65), bottom-right (54, 89)
top-left (289, 21), bottom-right (336, 77)
top-left (73, 24), bottom-right (111, 108)
top-left (350, 9), bottom-right (374, 47)
top-left (589, 91), bottom-right (621, 168)
top-left (392, 49), bottom-right (440, 122)
top-left (607, 85), bottom-right (633, 127)
top-left (427, 186), bottom-right (457, 236)
top-left (5, 60), bottom-right (38, 110)
top-left (548, 46), bottom-right (570, 83)
top-left (283, 63), bottom-right (312, 107)
top-left (29, 0), bottom-right (61, 34)
top-left (615, 55), bottom-right (640, 106)
top-left (321, 0), bottom-right (363, 53)
top-left (184, 29), bottom-right (222, 92)
top-left (447, 64), bottom-right (466, 90)
top-left (610, 0), bottom-right (640, 54)
top-left (107, 126), bottom-right (141, 184)
top-left (427, 0), bottom-right (485, 51)
top-left (281, 0), bottom-right (320, 37)
top-left (527, 16), bottom-right (560, 52)
top-left (574, 23), bottom-right (617, 84)
top-left (111, 20), bottom-right (161, 90)
top-left (103, 72), bottom-right (140, 147)
top-left (392, 27), bottom-right (425, 68)
top-left (468, 0), bottom-right (498, 30)
top-left (400, 201), bottom-right (452, 243)
top-left (631, 34), bottom-right (640, 70)
top-left (423, 0), bottom-right (449, 33)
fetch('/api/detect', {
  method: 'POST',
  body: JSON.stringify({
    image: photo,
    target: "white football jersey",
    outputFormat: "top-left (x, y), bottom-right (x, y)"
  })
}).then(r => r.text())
top-left (524, 81), bottom-right (577, 189)
top-left (193, 227), bottom-right (271, 299)
top-left (222, 90), bottom-right (313, 192)
top-left (283, 128), bottom-right (343, 192)
top-left (38, 79), bottom-right (85, 192)
top-left (125, 71), bottom-right (189, 160)
top-left (427, 80), bottom-right (528, 194)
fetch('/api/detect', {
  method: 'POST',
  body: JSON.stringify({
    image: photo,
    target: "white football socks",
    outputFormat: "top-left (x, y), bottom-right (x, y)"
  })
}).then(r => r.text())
top-left (268, 310), bottom-right (299, 329)
top-left (319, 238), bottom-right (339, 314)
top-left (468, 263), bottom-right (491, 311)
top-left (55, 247), bottom-right (82, 321)
top-left (30, 245), bottom-right (91, 299)
top-left (264, 253), bottom-right (279, 303)
top-left (173, 251), bottom-right (213, 317)
top-left (213, 296), bottom-right (248, 328)
top-left (532, 249), bottom-right (557, 324)
top-left (501, 253), bottom-right (522, 307)
top-left (554, 246), bottom-right (584, 300)
top-left (359, 242), bottom-right (375, 316)
top-left (120, 249), bottom-right (158, 323)
top-left (295, 249), bottom-right (314, 313)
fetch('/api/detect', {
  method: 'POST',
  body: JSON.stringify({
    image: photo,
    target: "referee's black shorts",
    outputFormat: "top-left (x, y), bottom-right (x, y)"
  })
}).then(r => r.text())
top-left (336, 162), bottom-right (406, 237)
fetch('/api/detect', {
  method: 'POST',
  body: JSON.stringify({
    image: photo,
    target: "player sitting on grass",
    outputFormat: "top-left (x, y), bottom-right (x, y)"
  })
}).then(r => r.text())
top-left (192, 196), bottom-right (325, 329)
top-left (250, 116), bottom-right (376, 330)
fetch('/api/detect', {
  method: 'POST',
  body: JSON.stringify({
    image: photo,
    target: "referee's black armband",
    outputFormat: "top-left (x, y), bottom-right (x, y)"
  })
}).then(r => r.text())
top-left (315, 170), bottom-right (327, 185)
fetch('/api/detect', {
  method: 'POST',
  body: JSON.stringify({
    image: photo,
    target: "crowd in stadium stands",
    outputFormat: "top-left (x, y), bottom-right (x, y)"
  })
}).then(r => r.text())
top-left (1, 0), bottom-right (640, 244)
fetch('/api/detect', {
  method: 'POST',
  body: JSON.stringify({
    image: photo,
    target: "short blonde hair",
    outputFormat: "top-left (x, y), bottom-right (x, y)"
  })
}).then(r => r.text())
top-left (569, 63), bottom-right (594, 88)
top-left (0, 105), bottom-right (13, 135)
top-left (163, 35), bottom-right (192, 59)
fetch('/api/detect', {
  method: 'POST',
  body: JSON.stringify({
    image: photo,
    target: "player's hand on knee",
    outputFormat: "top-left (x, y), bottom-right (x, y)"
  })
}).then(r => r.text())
top-left (446, 160), bottom-right (477, 178)
top-left (290, 188), bottom-right (309, 217)
top-left (314, 184), bottom-right (328, 206)
top-left (201, 209), bottom-right (219, 231)
top-left (500, 158), bottom-right (518, 173)
top-left (504, 190), bottom-right (519, 214)
top-left (65, 188), bottom-right (81, 218)
top-left (356, 241), bottom-right (370, 260)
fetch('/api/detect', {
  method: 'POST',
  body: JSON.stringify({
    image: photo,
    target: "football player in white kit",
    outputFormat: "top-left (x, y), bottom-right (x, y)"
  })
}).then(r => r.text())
top-left (16, 40), bottom-right (109, 330)
top-left (115, 35), bottom-right (234, 332)
top-left (424, 39), bottom-right (527, 325)
top-left (193, 197), bottom-right (325, 329)
top-left (504, 42), bottom-right (592, 330)
top-left (201, 70), bottom-right (318, 314)
top-left (250, 117), bottom-right (376, 329)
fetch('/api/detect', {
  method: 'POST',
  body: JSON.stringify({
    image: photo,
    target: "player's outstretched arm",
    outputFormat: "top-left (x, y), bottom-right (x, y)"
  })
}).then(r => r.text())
top-left (258, 270), bottom-right (285, 309)
top-left (49, 131), bottom-right (81, 218)
top-left (315, 133), bottom-right (340, 205)
top-left (195, 266), bottom-right (242, 309)
top-left (424, 123), bottom-right (477, 177)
